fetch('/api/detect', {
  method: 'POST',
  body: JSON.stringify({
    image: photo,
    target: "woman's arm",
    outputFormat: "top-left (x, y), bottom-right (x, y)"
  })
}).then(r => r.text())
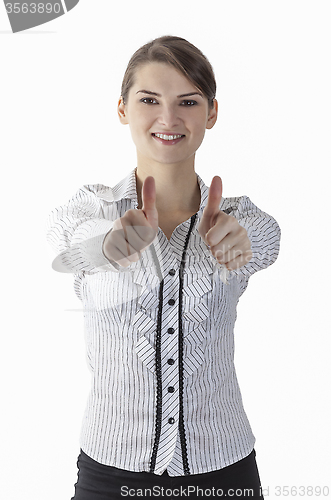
top-left (232, 195), bottom-right (281, 278)
top-left (45, 184), bottom-right (120, 273)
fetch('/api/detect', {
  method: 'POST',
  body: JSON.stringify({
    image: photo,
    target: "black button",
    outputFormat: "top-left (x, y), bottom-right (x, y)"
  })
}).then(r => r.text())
top-left (168, 417), bottom-right (175, 424)
top-left (167, 359), bottom-right (175, 365)
top-left (168, 299), bottom-right (175, 306)
top-left (167, 328), bottom-right (175, 334)
top-left (168, 386), bottom-right (175, 393)
top-left (168, 269), bottom-right (176, 276)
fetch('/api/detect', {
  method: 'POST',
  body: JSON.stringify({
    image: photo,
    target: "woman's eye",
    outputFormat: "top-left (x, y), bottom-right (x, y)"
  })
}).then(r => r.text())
top-left (181, 100), bottom-right (198, 106)
top-left (139, 98), bottom-right (198, 106)
top-left (140, 97), bottom-right (158, 104)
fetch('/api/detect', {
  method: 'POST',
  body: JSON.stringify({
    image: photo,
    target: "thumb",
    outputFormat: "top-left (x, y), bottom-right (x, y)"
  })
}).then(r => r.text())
top-left (198, 176), bottom-right (223, 242)
top-left (141, 176), bottom-right (158, 231)
top-left (202, 176), bottom-right (223, 222)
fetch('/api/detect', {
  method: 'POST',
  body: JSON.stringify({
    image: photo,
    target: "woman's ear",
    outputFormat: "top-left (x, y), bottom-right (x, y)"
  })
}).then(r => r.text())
top-left (117, 96), bottom-right (129, 124)
top-left (206, 98), bottom-right (218, 130)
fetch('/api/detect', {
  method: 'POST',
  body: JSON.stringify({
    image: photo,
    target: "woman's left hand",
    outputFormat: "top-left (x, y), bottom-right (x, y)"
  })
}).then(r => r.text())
top-left (198, 176), bottom-right (252, 271)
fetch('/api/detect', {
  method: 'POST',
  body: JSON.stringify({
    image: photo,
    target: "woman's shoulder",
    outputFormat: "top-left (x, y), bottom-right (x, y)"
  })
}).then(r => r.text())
top-left (78, 183), bottom-right (115, 203)
top-left (220, 194), bottom-right (247, 214)
top-left (220, 195), bottom-right (271, 218)
top-left (81, 183), bottom-right (113, 196)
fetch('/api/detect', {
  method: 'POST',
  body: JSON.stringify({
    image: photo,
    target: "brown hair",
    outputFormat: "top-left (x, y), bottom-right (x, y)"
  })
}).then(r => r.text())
top-left (121, 35), bottom-right (217, 110)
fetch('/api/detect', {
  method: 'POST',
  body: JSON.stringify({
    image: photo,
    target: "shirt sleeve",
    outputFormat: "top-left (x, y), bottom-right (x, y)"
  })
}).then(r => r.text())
top-left (231, 195), bottom-right (281, 279)
top-left (45, 185), bottom-right (122, 274)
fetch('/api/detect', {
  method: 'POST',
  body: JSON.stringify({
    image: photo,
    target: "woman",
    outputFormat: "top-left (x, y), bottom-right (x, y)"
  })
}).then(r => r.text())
top-left (47, 35), bottom-right (281, 499)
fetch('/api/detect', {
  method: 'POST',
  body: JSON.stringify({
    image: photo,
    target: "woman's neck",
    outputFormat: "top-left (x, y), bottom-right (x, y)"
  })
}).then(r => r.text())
top-left (135, 164), bottom-right (201, 214)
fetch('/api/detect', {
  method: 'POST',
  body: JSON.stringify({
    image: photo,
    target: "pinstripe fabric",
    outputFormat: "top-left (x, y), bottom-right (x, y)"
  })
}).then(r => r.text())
top-left (46, 167), bottom-right (281, 477)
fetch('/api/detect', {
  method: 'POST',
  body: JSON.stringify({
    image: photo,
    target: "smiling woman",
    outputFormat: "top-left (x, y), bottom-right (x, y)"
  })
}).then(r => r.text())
top-left (117, 59), bottom-right (218, 215)
top-left (46, 35), bottom-right (280, 500)
top-left (136, 83), bottom-right (205, 146)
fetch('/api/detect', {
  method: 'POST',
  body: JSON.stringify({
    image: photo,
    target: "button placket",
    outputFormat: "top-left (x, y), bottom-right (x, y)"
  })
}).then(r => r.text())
top-left (161, 270), bottom-right (178, 352)
top-left (149, 215), bottom-right (198, 475)
top-left (167, 269), bottom-right (176, 336)
top-left (162, 269), bottom-right (178, 430)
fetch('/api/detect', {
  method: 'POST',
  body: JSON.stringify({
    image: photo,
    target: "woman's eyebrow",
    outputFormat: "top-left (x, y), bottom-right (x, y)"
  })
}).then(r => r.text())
top-left (136, 90), bottom-right (203, 98)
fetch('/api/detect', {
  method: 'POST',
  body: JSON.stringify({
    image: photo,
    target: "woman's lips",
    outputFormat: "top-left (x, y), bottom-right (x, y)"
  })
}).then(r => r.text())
top-left (151, 133), bottom-right (185, 146)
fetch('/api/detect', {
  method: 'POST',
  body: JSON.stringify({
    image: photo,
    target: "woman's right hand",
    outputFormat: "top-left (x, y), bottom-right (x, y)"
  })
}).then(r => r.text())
top-left (102, 176), bottom-right (158, 268)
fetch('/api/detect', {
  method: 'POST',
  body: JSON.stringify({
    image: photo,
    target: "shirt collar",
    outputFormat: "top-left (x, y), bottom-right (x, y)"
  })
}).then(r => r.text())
top-left (94, 167), bottom-right (210, 211)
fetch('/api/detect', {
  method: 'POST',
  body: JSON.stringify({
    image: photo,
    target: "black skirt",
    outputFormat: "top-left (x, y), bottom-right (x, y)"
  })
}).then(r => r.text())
top-left (71, 448), bottom-right (264, 499)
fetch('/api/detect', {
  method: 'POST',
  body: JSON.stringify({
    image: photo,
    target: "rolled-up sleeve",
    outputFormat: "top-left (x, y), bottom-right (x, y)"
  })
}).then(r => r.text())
top-left (45, 185), bottom-right (120, 273)
top-left (232, 195), bottom-right (281, 278)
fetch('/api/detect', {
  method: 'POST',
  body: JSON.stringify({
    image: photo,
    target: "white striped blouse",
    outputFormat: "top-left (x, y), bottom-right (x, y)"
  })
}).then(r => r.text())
top-left (46, 167), bottom-right (281, 477)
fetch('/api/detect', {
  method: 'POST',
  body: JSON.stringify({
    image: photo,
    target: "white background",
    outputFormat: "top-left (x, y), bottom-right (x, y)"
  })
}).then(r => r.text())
top-left (1, 1), bottom-right (330, 499)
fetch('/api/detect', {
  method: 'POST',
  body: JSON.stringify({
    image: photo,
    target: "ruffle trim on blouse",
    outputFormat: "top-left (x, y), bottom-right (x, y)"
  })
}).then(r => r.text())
top-left (132, 254), bottom-right (216, 377)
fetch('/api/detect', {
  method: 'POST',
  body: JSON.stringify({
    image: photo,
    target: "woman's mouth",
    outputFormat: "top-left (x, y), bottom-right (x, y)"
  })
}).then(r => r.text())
top-left (151, 133), bottom-right (185, 146)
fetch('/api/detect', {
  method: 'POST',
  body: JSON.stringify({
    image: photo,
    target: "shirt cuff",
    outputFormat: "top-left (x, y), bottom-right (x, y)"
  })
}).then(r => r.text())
top-left (52, 218), bottom-right (119, 273)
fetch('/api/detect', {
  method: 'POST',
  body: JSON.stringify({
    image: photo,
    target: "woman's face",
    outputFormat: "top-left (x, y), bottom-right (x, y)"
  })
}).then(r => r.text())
top-left (117, 62), bottom-right (218, 168)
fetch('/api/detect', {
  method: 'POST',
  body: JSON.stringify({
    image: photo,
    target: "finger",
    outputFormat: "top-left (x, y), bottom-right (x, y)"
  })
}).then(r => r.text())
top-left (198, 176), bottom-right (223, 244)
top-left (215, 247), bottom-right (242, 266)
top-left (205, 212), bottom-right (232, 246)
top-left (211, 240), bottom-right (236, 263)
top-left (221, 251), bottom-right (253, 271)
top-left (141, 176), bottom-right (158, 230)
top-left (203, 176), bottom-right (223, 219)
top-left (211, 235), bottom-right (251, 264)
top-left (112, 225), bottom-right (155, 256)
top-left (107, 228), bottom-right (140, 263)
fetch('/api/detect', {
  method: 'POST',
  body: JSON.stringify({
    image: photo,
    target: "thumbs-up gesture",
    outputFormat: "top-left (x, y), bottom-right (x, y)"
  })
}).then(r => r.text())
top-left (198, 176), bottom-right (252, 271)
top-left (103, 176), bottom-right (158, 268)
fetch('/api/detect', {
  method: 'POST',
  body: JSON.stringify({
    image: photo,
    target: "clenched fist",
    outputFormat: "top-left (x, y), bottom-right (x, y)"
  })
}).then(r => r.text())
top-left (102, 176), bottom-right (158, 268)
top-left (198, 176), bottom-right (252, 271)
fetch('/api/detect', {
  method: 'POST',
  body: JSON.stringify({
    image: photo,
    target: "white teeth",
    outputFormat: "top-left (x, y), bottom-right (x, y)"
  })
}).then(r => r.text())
top-left (154, 133), bottom-right (184, 140)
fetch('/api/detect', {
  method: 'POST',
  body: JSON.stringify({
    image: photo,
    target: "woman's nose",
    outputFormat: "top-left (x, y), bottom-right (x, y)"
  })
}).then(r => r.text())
top-left (157, 105), bottom-right (181, 128)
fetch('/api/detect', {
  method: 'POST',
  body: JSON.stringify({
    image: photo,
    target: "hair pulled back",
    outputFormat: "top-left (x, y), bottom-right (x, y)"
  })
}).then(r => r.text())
top-left (121, 36), bottom-right (217, 110)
